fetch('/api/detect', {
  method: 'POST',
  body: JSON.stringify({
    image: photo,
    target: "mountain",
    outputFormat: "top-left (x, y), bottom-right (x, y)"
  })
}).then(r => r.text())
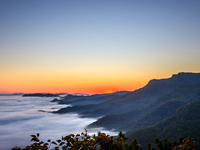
top-left (87, 83), bottom-right (200, 131)
top-left (23, 93), bottom-right (60, 97)
top-left (125, 100), bottom-right (200, 149)
top-left (88, 100), bottom-right (186, 131)
top-left (0, 93), bottom-right (24, 96)
top-left (52, 91), bottom-right (130, 106)
top-left (53, 72), bottom-right (200, 132)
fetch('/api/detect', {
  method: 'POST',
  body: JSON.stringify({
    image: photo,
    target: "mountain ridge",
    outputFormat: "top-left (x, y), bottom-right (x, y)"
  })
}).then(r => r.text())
top-left (52, 72), bottom-right (200, 134)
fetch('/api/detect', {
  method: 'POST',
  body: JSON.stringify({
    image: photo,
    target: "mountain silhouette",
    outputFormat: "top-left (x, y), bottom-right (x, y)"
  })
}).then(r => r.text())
top-left (53, 72), bottom-right (200, 133)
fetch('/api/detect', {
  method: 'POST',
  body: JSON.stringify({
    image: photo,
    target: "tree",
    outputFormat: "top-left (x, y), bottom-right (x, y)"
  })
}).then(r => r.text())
top-left (12, 131), bottom-right (198, 150)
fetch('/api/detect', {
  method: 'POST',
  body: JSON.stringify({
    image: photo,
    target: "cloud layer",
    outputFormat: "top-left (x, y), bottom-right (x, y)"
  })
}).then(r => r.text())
top-left (0, 96), bottom-right (117, 149)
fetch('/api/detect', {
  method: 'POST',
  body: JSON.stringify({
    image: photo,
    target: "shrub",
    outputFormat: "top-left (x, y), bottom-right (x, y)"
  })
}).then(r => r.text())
top-left (11, 130), bottom-right (198, 150)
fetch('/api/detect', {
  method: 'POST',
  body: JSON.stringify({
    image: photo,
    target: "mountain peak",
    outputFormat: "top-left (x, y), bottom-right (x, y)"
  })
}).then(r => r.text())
top-left (172, 72), bottom-right (200, 78)
top-left (148, 72), bottom-right (200, 85)
top-left (170, 72), bottom-right (200, 84)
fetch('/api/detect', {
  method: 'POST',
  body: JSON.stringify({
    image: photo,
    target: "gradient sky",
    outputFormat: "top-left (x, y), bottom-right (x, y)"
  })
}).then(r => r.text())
top-left (0, 0), bottom-right (200, 94)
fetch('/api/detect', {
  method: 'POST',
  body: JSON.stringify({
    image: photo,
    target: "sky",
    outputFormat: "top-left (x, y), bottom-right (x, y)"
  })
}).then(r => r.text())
top-left (0, 0), bottom-right (200, 94)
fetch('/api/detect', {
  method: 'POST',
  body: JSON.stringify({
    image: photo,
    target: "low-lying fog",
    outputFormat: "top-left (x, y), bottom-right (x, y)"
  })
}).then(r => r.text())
top-left (0, 96), bottom-right (117, 150)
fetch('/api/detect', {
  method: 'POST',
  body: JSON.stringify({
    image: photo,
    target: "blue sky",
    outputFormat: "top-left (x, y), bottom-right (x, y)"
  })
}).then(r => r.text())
top-left (0, 0), bottom-right (200, 94)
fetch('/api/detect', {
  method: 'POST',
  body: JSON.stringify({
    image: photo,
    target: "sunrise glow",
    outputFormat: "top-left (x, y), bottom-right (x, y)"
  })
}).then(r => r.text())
top-left (0, 1), bottom-right (200, 94)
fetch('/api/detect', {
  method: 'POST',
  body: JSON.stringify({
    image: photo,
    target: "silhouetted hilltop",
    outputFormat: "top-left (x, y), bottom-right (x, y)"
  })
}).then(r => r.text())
top-left (23, 93), bottom-right (60, 97)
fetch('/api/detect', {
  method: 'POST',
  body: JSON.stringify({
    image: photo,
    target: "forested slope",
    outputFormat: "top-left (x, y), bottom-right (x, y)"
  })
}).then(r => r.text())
top-left (125, 100), bottom-right (200, 149)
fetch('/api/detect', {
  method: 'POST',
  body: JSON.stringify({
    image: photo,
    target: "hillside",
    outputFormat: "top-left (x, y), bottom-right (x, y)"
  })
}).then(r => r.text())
top-left (53, 72), bottom-right (200, 132)
top-left (125, 100), bottom-right (200, 149)
top-left (87, 83), bottom-right (200, 131)
top-left (88, 100), bottom-right (186, 131)
top-left (52, 91), bottom-right (129, 105)
top-left (54, 92), bottom-right (128, 106)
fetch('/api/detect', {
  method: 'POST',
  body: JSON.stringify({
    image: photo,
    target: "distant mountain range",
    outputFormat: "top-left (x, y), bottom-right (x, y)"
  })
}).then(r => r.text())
top-left (51, 91), bottom-right (129, 106)
top-left (23, 93), bottom-right (60, 97)
top-left (0, 93), bottom-right (24, 96)
top-left (52, 72), bottom-right (200, 147)
top-left (0, 92), bottom-right (69, 97)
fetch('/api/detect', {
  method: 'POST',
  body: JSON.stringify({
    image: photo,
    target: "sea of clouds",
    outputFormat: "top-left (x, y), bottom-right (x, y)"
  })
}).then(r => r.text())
top-left (0, 96), bottom-right (117, 150)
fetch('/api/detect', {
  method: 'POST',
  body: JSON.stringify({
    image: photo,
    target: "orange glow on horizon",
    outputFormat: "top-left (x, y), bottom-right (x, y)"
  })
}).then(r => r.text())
top-left (0, 68), bottom-right (150, 95)
top-left (104, 91), bottom-right (113, 94)
top-left (0, 82), bottom-right (144, 95)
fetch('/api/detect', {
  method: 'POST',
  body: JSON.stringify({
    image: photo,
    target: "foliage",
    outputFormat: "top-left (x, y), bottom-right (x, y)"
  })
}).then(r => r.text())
top-left (12, 130), bottom-right (130, 150)
top-left (12, 130), bottom-right (198, 150)
top-left (145, 136), bottom-right (198, 150)
top-left (174, 136), bottom-right (198, 150)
